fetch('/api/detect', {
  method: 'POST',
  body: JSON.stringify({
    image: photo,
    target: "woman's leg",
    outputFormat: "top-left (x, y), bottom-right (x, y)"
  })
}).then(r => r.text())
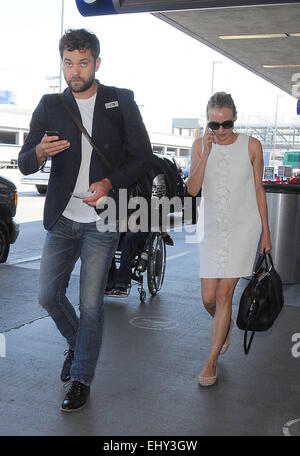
top-left (201, 278), bottom-right (218, 345)
top-left (200, 277), bottom-right (239, 378)
top-left (201, 278), bottom-right (218, 317)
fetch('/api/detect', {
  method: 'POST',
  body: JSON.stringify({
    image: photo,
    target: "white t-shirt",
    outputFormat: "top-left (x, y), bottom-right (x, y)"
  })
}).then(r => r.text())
top-left (63, 93), bottom-right (100, 223)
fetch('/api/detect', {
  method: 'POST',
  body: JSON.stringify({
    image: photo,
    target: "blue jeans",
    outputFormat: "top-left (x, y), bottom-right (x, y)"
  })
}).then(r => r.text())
top-left (39, 215), bottom-right (120, 385)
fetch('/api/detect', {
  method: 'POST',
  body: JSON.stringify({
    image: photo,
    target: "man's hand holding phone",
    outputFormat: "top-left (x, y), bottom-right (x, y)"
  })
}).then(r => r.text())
top-left (36, 130), bottom-right (70, 166)
top-left (82, 178), bottom-right (113, 207)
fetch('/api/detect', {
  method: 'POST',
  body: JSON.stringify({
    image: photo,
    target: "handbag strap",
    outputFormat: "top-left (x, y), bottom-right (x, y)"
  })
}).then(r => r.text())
top-left (59, 93), bottom-right (112, 171)
top-left (244, 330), bottom-right (255, 354)
top-left (266, 251), bottom-right (274, 269)
top-left (253, 249), bottom-right (274, 279)
top-left (253, 252), bottom-right (266, 276)
top-left (260, 249), bottom-right (275, 270)
top-left (243, 286), bottom-right (258, 354)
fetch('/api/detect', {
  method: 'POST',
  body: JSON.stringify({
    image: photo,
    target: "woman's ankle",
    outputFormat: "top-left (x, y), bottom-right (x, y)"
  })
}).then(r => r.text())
top-left (205, 357), bottom-right (218, 370)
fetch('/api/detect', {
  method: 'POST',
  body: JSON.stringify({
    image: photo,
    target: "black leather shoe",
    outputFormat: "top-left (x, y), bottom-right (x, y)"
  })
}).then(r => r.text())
top-left (61, 381), bottom-right (90, 412)
top-left (60, 349), bottom-right (74, 383)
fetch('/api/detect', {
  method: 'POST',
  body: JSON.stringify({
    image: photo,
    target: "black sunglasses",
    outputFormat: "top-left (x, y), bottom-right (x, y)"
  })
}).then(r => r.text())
top-left (208, 120), bottom-right (234, 130)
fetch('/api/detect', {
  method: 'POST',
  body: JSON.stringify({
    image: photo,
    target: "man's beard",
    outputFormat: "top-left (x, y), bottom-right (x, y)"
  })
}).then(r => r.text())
top-left (67, 75), bottom-right (95, 93)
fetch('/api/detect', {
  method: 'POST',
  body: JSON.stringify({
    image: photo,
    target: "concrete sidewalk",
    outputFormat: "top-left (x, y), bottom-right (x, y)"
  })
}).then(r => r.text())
top-left (0, 231), bottom-right (299, 436)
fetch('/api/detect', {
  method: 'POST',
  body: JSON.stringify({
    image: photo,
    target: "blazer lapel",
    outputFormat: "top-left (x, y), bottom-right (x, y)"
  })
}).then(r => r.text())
top-left (90, 82), bottom-right (114, 174)
top-left (63, 87), bottom-right (82, 120)
top-left (92, 82), bottom-right (106, 137)
top-left (61, 87), bottom-right (82, 166)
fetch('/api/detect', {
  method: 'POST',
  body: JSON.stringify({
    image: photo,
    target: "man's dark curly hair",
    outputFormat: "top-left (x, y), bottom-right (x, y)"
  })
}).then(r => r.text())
top-left (59, 29), bottom-right (100, 61)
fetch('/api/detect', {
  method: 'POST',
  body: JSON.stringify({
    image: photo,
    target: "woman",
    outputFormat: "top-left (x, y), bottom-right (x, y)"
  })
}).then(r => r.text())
top-left (187, 92), bottom-right (271, 386)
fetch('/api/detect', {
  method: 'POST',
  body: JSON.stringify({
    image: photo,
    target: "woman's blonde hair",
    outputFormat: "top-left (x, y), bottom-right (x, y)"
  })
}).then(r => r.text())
top-left (206, 92), bottom-right (237, 120)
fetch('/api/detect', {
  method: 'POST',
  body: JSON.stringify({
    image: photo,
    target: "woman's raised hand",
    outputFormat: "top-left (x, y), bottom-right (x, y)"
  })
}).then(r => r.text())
top-left (202, 125), bottom-right (216, 155)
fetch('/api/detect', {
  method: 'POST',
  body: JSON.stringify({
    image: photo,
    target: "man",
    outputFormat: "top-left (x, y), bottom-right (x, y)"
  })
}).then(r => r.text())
top-left (18, 29), bottom-right (153, 412)
top-left (105, 231), bottom-right (149, 296)
top-left (105, 232), bottom-right (173, 297)
top-left (105, 170), bottom-right (174, 297)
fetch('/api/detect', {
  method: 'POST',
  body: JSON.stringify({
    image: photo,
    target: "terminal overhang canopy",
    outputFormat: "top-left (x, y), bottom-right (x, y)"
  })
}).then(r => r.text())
top-left (76, 1), bottom-right (300, 97)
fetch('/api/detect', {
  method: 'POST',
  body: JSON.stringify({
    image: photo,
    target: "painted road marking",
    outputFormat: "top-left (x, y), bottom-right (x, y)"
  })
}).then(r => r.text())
top-left (130, 316), bottom-right (179, 331)
top-left (5, 255), bottom-right (42, 265)
top-left (283, 419), bottom-right (300, 436)
top-left (166, 249), bottom-right (195, 262)
top-left (3, 247), bottom-right (196, 268)
top-left (0, 334), bottom-right (6, 358)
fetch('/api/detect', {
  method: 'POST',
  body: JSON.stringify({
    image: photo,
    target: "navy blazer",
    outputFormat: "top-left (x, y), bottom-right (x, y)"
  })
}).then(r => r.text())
top-left (18, 81), bottom-right (154, 230)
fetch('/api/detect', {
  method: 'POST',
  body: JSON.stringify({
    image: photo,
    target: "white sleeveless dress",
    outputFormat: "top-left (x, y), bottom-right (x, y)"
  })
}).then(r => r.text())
top-left (199, 133), bottom-right (261, 278)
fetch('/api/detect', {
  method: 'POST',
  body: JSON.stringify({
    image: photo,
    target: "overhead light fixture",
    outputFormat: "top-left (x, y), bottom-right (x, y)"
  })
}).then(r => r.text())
top-left (263, 64), bottom-right (300, 68)
top-left (219, 33), bottom-right (288, 40)
top-left (219, 32), bottom-right (300, 40)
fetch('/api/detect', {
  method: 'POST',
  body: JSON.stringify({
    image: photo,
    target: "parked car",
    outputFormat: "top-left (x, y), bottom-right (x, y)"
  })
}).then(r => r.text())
top-left (21, 158), bottom-right (51, 195)
top-left (0, 175), bottom-right (20, 262)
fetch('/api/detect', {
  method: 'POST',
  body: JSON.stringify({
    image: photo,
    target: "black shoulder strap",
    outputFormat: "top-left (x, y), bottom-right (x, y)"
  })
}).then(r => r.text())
top-left (59, 93), bottom-right (112, 171)
top-left (101, 85), bottom-right (125, 141)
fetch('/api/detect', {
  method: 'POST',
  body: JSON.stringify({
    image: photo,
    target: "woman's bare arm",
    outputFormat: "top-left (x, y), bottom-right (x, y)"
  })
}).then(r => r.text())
top-left (249, 136), bottom-right (272, 253)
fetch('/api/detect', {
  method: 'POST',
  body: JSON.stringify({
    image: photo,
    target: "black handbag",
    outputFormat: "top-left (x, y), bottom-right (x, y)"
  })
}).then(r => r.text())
top-left (237, 250), bottom-right (284, 354)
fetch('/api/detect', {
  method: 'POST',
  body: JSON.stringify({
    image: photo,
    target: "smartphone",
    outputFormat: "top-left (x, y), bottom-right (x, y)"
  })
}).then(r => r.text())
top-left (46, 130), bottom-right (60, 139)
top-left (209, 127), bottom-right (216, 143)
top-left (72, 191), bottom-right (95, 199)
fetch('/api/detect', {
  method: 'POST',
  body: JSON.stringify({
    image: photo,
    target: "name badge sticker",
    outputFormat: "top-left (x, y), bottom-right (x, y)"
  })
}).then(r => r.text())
top-left (105, 101), bottom-right (119, 109)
